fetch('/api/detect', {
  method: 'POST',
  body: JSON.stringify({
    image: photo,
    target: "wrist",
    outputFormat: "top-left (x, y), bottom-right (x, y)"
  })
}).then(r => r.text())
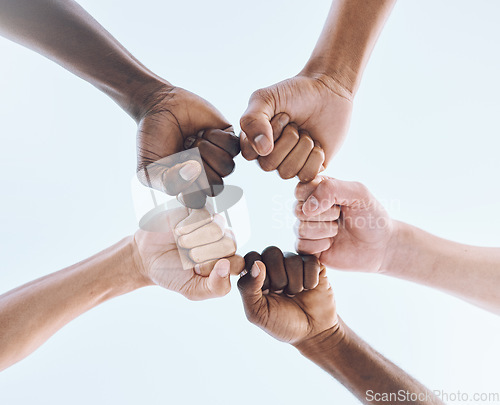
top-left (124, 76), bottom-right (174, 122)
top-left (116, 236), bottom-right (153, 291)
top-left (299, 64), bottom-right (357, 101)
top-left (294, 318), bottom-right (347, 356)
top-left (379, 221), bottom-right (417, 277)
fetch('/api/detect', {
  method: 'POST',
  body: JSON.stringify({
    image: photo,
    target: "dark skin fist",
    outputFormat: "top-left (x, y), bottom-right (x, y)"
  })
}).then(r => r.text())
top-left (238, 247), bottom-right (338, 345)
top-left (136, 84), bottom-right (240, 208)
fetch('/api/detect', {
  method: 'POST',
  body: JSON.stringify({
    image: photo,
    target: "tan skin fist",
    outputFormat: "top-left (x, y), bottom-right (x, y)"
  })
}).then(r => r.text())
top-left (238, 247), bottom-right (337, 346)
top-left (240, 74), bottom-right (353, 182)
top-left (134, 206), bottom-right (244, 300)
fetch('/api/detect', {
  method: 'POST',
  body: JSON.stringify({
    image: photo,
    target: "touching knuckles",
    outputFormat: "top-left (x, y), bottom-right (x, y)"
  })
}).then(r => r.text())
top-left (243, 247), bottom-right (321, 295)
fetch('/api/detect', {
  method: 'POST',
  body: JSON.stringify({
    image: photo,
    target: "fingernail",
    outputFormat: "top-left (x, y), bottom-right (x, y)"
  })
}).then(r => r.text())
top-left (251, 262), bottom-right (261, 278)
top-left (304, 196), bottom-right (319, 213)
top-left (216, 259), bottom-right (230, 278)
top-left (194, 264), bottom-right (202, 275)
top-left (179, 161), bottom-right (201, 181)
top-left (254, 134), bottom-right (272, 155)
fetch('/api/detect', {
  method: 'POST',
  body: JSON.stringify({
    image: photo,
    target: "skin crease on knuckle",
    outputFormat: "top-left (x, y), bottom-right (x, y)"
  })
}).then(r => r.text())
top-left (194, 138), bottom-right (235, 177)
top-left (258, 124), bottom-right (300, 172)
top-left (278, 134), bottom-right (315, 180)
top-left (261, 246), bottom-right (288, 292)
top-left (283, 253), bottom-right (304, 296)
top-left (201, 129), bottom-right (240, 158)
top-left (298, 221), bottom-right (339, 239)
top-left (302, 256), bottom-right (321, 290)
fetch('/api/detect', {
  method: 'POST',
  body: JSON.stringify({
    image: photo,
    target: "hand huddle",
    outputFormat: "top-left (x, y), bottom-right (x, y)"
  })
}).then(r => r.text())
top-left (1, 0), bottom-right (499, 404)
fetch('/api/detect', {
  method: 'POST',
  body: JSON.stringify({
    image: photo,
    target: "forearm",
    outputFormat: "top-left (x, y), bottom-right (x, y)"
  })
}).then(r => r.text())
top-left (0, 236), bottom-right (149, 371)
top-left (295, 320), bottom-right (442, 405)
top-left (301, 0), bottom-right (396, 96)
top-left (0, 0), bottom-right (165, 119)
top-left (383, 221), bottom-right (500, 314)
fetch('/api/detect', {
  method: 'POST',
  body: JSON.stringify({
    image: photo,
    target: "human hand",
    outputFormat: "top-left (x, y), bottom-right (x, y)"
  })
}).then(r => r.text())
top-left (238, 247), bottom-right (337, 346)
top-left (240, 74), bottom-right (353, 182)
top-left (136, 83), bottom-right (240, 207)
top-left (295, 176), bottom-right (395, 273)
top-left (134, 206), bottom-right (244, 300)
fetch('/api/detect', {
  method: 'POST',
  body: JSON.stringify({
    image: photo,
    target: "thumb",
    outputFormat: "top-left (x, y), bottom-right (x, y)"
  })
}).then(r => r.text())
top-left (240, 91), bottom-right (275, 156)
top-left (163, 160), bottom-right (202, 195)
top-left (237, 261), bottom-right (266, 310)
top-left (202, 259), bottom-right (232, 299)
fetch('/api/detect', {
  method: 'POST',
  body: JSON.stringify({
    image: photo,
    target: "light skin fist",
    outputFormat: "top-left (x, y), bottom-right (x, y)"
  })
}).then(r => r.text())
top-left (136, 84), bottom-right (240, 208)
top-left (295, 176), bottom-right (395, 273)
top-left (134, 206), bottom-right (244, 300)
top-left (238, 249), bottom-right (337, 346)
top-left (240, 74), bottom-right (353, 182)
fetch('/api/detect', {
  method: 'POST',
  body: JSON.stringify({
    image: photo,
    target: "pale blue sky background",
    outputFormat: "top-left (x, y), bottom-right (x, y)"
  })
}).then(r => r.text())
top-left (1, 0), bottom-right (500, 403)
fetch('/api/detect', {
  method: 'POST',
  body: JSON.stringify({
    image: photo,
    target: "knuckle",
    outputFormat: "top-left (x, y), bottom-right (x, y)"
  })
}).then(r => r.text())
top-left (258, 157), bottom-right (278, 172)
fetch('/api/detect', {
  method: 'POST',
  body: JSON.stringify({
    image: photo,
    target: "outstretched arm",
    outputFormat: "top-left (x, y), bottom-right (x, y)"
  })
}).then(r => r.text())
top-left (296, 177), bottom-right (500, 315)
top-left (238, 250), bottom-right (441, 404)
top-left (0, 237), bottom-right (148, 372)
top-left (296, 320), bottom-right (441, 405)
top-left (240, 0), bottom-right (396, 180)
top-left (302, 0), bottom-right (397, 96)
top-left (0, 207), bottom-right (244, 371)
top-left (0, 0), bottom-right (239, 203)
top-left (0, 0), bottom-right (160, 118)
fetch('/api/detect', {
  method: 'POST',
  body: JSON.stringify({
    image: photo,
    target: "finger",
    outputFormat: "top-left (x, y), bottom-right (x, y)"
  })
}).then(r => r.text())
top-left (295, 220), bottom-right (339, 240)
top-left (282, 252), bottom-right (304, 296)
top-left (295, 176), bottom-right (325, 201)
top-left (296, 238), bottom-right (333, 255)
top-left (240, 92), bottom-right (275, 156)
top-left (189, 234), bottom-right (236, 263)
top-left (302, 255), bottom-right (321, 290)
top-left (294, 201), bottom-right (341, 221)
top-left (237, 260), bottom-right (267, 310)
top-left (277, 132), bottom-right (315, 180)
top-left (240, 131), bottom-right (259, 161)
top-left (316, 267), bottom-right (332, 292)
top-left (261, 246), bottom-right (287, 293)
top-left (257, 123), bottom-right (299, 172)
top-left (270, 113), bottom-right (290, 142)
top-left (193, 138), bottom-right (235, 178)
top-left (298, 145), bottom-right (325, 183)
top-left (202, 128), bottom-right (240, 158)
top-left (175, 208), bottom-right (213, 235)
top-left (244, 251), bottom-right (269, 291)
top-left (302, 179), bottom-right (372, 216)
top-left (194, 254), bottom-right (245, 277)
top-left (228, 254), bottom-right (246, 276)
top-left (177, 218), bottom-right (225, 249)
top-left (202, 162), bottom-right (224, 197)
top-left (197, 259), bottom-right (231, 299)
top-left (160, 160), bottom-right (202, 195)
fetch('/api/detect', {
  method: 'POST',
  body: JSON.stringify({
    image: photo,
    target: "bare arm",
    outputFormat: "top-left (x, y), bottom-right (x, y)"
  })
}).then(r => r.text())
top-left (240, 0), bottom-right (396, 179)
top-left (0, 0), bottom-right (239, 200)
top-left (296, 177), bottom-right (500, 315)
top-left (0, 208), bottom-right (244, 372)
top-left (383, 221), bottom-right (500, 315)
top-left (238, 251), bottom-right (441, 404)
top-left (302, 0), bottom-right (397, 96)
top-left (0, 237), bottom-right (148, 372)
top-left (296, 320), bottom-right (442, 405)
top-left (0, 0), bottom-right (162, 119)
